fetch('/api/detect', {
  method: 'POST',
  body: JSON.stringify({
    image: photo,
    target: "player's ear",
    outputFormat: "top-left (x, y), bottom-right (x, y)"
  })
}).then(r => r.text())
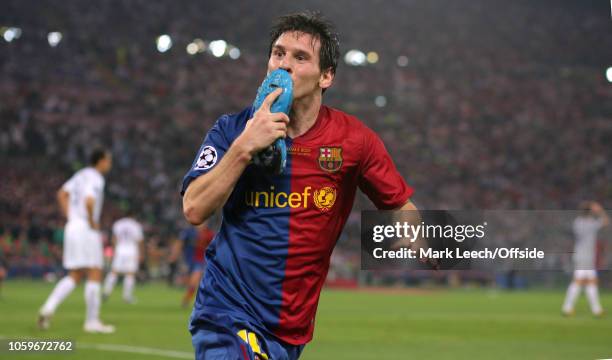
top-left (319, 67), bottom-right (334, 90)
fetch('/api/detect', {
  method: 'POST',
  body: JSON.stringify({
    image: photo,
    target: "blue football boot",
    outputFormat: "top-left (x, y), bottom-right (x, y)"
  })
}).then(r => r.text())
top-left (252, 69), bottom-right (293, 175)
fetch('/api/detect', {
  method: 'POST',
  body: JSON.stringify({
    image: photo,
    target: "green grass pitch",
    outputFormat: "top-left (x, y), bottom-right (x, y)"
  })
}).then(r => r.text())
top-left (0, 280), bottom-right (610, 359)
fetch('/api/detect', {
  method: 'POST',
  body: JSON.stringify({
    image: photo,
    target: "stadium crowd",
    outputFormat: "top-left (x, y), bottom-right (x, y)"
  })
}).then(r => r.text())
top-left (1, 0), bottom-right (610, 282)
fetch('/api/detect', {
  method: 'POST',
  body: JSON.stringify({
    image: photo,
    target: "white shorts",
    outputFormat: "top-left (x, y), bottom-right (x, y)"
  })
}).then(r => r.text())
top-left (573, 269), bottom-right (597, 280)
top-left (63, 221), bottom-right (103, 269)
top-left (111, 253), bottom-right (139, 273)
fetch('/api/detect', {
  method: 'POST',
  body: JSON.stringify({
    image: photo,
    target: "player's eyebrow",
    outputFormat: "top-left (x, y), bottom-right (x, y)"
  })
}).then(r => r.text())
top-left (272, 44), bottom-right (313, 58)
top-left (293, 49), bottom-right (311, 59)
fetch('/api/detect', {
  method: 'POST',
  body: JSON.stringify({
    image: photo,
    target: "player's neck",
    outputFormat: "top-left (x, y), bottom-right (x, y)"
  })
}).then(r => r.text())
top-left (93, 164), bottom-right (105, 176)
top-left (288, 93), bottom-right (321, 138)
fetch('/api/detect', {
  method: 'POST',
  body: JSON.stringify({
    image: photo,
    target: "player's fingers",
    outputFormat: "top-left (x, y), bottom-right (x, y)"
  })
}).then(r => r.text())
top-left (390, 239), bottom-right (407, 250)
top-left (260, 88), bottom-right (283, 111)
top-left (278, 113), bottom-right (290, 124)
top-left (274, 122), bottom-right (287, 132)
top-left (270, 112), bottom-right (290, 124)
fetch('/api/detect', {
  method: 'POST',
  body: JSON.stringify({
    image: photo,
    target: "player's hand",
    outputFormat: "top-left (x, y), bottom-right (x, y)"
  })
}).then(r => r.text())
top-left (392, 236), bottom-right (439, 270)
top-left (591, 202), bottom-right (603, 213)
top-left (235, 88), bottom-right (289, 156)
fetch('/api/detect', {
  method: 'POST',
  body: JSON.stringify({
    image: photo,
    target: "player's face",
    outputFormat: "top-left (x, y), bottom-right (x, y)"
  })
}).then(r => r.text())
top-left (100, 153), bottom-right (113, 174)
top-left (267, 31), bottom-right (334, 101)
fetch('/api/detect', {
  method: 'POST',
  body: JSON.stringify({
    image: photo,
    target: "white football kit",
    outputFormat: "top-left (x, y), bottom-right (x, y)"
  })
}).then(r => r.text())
top-left (61, 167), bottom-right (105, 269)
top-left (111, 218), bottom-right (144, 273)
top-left (572, 216), bottom-right (603, 279)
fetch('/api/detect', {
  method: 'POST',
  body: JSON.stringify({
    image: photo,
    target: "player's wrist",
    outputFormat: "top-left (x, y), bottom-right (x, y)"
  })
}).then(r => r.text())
top-left (232, 135), bottom-right (256, 160)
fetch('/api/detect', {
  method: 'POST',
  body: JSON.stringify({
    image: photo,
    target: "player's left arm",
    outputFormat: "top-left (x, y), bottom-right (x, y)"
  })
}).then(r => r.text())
top-left (591, 202), bottom-right (609, 227)
top-left (392, 200), bottom-right (438, 268)
top-left (397, 200), bottom-right (417, 211)
top-left (138, 240), bottom-right (145, 263)
top-left (358, 128), bottom-right (437, 268)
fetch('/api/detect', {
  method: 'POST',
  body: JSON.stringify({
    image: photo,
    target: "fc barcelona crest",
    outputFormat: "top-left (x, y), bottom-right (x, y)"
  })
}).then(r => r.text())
top-left (318, 147), bottom-right (343, 172)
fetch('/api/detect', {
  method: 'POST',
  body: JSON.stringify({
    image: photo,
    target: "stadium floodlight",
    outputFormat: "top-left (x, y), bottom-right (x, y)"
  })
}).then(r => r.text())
top-left (397, 55), bottom-right (409, 67)
top-left (228, 47), bottom-right (241, 60)
top-left (375, 95), bottom-right (387, 107)
top-left (344, 50), bottom-right (366, 66)
top-left (367, 51), bottom-right (379, 64)
top-left (186, 42), bottom-right (199, 55)
top-left (209, 40), bottom-right (227, 58)
top-left (606, 67), bottom-right (612, 83)
top-left (156, 34), bottom-right (172, 53)
top-left (47, 32), bottom-right (62, 47)
top-left (193, 38), bottom-right (206, 53)
top-left (3, 27), bottom-right (22, 42)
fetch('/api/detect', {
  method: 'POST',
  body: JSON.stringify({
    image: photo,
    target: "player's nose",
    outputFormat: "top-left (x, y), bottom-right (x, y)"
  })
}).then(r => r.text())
top-left (279, 59), bottom-right (292, 74)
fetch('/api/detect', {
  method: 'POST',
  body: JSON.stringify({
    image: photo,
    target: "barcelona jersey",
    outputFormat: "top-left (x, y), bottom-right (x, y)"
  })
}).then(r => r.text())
top-left (181, 105), bottom-right (413, 345)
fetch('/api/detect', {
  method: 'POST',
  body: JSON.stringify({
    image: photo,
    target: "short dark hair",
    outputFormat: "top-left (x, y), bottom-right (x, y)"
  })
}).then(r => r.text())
top-left (579, 201), bottom-right (592, 216)
top-left (89, 147), bottom-right (108, 166)
top-left (269, 12), bottom-right (340, 76)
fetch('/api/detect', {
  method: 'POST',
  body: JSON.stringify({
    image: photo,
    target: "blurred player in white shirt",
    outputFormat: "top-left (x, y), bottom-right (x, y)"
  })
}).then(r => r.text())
top-left (562, 201), bottom-right (609, 317)
top-left (38, 148), bottom-right (115, 333)
top-left (103, 212), bottom-right (144, 303)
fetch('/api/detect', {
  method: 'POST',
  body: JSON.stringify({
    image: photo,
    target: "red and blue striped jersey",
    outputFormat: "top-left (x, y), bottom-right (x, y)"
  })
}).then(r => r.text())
top-left (181, 105), bottom-right (413, 345)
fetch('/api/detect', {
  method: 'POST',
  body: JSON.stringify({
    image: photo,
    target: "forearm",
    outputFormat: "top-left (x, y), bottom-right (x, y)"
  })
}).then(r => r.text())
top-left (394, 200), bottom-right (422, 243)
top-left (85, 197), bottom-right (98, 229)
top-left (57, 190), bottom-right (69, 219)
top-left (592, 202), bottom-right (609, 227)
top-left (598, 209), bottom-right (609, 227)
top-left (184, 89), bottom-right (289, 224)
top-left (139, 242), bottom-right (145, 262)
top-left (183, 140), bottom-right (253, 224)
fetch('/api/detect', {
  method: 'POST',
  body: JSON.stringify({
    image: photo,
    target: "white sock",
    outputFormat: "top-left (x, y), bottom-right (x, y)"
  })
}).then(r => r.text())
top-left (103, 272), bottom-right (117, 296)
top-left (84, 281), bottom-right (101, 323)
top-left (40, 276), bottom-right (76, 316)
top-left (562, 282), bottom-right (581, 313)
top-left (585, 284), bottom-right (603, 314)
top-left (123, 274), bottom-right (135, 301)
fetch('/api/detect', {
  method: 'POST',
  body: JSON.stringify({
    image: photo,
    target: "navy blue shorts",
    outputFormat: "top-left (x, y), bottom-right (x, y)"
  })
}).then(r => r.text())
top-left (191, 320), bottom-right (304, 360)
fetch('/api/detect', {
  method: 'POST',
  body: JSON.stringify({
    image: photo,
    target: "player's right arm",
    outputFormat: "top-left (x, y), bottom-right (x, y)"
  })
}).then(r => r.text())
top-left (591, 202), bottom-right (609, 227)
top-left (85, 196), bottom-right (99, 230)
top-left (57, 188), bottom-right (69, 219)
top-left (183, 89), bottom-right (288, 225)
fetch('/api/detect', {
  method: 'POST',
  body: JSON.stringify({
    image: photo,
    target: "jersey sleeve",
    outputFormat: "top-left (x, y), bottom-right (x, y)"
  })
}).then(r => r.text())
top-left (83, 172), bottom-right (102, 199)
top-left (61, 175), bottom-right (75, 192)
top-left (358, 128), bottom-right (413, 210)
top-left (180, 115), bottom-right (233, 196)
top-left (112, 222), bottom-right (120, 237)
top-left (135, 224), bottom-right (144, 242)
